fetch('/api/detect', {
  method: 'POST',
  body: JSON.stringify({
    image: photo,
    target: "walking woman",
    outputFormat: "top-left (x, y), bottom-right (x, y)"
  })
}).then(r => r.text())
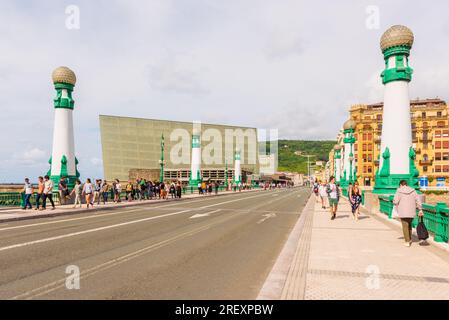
top-left (393, 180), bottom-right (423, 247)
top-left (71, 179), bottom-right (82, 208)
top-left (349, 181), bottom-right (362, 221)
top-left (318, 182), bottom-right (328, 209)
top-left (83, 178), bottom-right (94, 208)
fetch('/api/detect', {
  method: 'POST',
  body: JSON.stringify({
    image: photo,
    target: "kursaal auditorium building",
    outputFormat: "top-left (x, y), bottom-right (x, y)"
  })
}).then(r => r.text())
top-left (99, 115), bottom-right (270, 184)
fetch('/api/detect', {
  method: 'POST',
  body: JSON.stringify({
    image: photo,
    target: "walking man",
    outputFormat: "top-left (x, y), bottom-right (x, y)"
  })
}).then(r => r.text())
top-left (41, 175), bottom-right (56, 210)
top-left (21, 178), bottom-right (33, 210)
top-left (58, 176), bottom-right (70, 205)
top-left (327, 176), bottom-right (339, 220)
top-left (35, 176), bottom-right (44, 211)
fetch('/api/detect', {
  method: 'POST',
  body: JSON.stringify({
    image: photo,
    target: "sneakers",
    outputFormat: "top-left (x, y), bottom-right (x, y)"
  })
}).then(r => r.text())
top-left (331, 214), bottom-right (336, 220)
top-left (404, 242), bottom-right (412, 247)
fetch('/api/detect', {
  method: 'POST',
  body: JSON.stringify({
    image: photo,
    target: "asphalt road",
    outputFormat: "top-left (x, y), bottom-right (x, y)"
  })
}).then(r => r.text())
top-left (0, 188), bottom-right (310, 300)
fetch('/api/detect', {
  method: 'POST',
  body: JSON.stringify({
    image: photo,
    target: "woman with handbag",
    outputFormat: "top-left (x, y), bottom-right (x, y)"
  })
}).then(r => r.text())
top-left (349, 181), bottom-right (362, 221)
top-left (393, 180), bottom-right (423, 247)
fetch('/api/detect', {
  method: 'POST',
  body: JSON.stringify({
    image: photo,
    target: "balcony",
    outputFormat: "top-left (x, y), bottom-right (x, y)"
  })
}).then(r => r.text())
top-left (419, 159), bottom-right (433, 166)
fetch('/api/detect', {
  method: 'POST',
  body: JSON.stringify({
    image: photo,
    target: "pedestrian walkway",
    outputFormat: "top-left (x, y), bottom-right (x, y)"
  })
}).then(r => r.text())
top-left (0, 190), bottom-right (260, 224)
top-left (259, 196), bottom-right (449, 300)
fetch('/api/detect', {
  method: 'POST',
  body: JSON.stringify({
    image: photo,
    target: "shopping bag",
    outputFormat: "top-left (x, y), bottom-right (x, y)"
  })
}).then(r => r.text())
top-left (416, 216), bottom-right (429, 241)
top-left (391, 205), bottom-right (399, 219)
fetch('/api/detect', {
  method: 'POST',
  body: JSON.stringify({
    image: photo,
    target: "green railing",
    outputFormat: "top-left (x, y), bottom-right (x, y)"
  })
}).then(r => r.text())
top-left (0, 192), bottom-right (61, 208)
top-left (378, 195), bottom-right (449, 243)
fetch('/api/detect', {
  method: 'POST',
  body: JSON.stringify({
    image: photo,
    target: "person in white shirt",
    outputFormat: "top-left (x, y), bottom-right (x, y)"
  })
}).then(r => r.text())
top-left (327, 176), bottom-right (339, 220)
top-left (21, 178), bottom-right (33, 210)
top-left (318, 182), bottom-right (328, 210)
top-left (42, 175), bottom-right (56, 210)
top-left (83, 178), bottom-right (94, 209)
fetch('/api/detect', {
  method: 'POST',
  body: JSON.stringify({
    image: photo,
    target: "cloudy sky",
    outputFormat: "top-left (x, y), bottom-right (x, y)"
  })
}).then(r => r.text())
top-left (1, 0), bottom-right (449, 182)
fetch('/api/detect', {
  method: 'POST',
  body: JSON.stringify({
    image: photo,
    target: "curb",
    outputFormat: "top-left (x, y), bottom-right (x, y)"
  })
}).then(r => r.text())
top-left (257, 192), bottom-right (314, 300)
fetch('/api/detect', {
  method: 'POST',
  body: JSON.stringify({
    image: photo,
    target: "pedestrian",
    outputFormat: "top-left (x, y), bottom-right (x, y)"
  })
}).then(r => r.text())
top-left (318, 182), bottom-right (328, 209)
top-left (126, 180), bottom-right (134, 202)
top-left (140, 179), bottom-right (147, 200)
top-left (176, 181), bottom-right (182, 199)
top-left (349, 181), bottom-right (362, 221)
top-left (94, 179), bottom-right (102, 205)
top-left (101, 180), bottom-right (110, 204)
top-left (71, 179), bottom-right (82, 208)
top-left (327, 176), bottom-right (339, 220)
top-left (83, 178), bottom-right (94, 208)
top-left (393, 180), bottom-right (423, 247)
top-left (170, 183), bottom-right (176, 199)
top-left (41, 175), bottom-right (56, 210)
top-left (114, 179), bottom-right (122, 203)
top-left (214, 182), bottom-right (219, 195)
top-left (313, 179), bottom-right (320, 203)
top-left (208, 183), bottom-right (213, 195)
top-left (21, 178), bottom-right (33, 210)
top-left (58, 176), bottom-right (70, 205)
top-left (35, 176), bottom-right (45, 211)
top-left (160, 182), bottom-right (167, 199)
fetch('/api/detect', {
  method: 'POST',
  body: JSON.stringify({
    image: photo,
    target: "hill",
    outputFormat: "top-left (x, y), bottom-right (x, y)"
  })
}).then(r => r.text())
top-left (260, 140), bottom-right (336, 174)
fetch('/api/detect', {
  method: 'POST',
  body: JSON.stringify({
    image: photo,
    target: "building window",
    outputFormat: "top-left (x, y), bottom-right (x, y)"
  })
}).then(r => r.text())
top-left (368, 155), bottom-right (372, 162)
top-left (443, 153), bottom-right (449, 161)
top-left (443, 130), bottom-right (449, 138)
top-left (444, 166), bottom-right (449, 173)
top-left (422, 112), bottom-right (426, 118)
top-left (444, 141), bottom-right (449, 149)
top-left (423, 166), bottom-right (428, 172)
top-left (437, 111), bottom-right (442, 117)
top-left (436, 141), bottom-right (442, 149)
top-left (436, 153), bottom-right (442, 161)
top-left (437, 121), bottom-right (445, 128)
top-left (368, 144), bottom-right (373, 151)
top-left (435, 130), bottom-right (442, 138)
top-left (363, 144), bottom-right (367, 151)
top-left (367, 166), bottom-right (372, 173)
top-left (435, 166), bottom-right (442, 173)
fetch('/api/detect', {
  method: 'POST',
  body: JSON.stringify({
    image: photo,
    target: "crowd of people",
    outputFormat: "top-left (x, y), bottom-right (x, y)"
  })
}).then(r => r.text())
top-left (19, 176), bottom-right (260, 211)
top-left (313, 177), bottom-right (362, 221)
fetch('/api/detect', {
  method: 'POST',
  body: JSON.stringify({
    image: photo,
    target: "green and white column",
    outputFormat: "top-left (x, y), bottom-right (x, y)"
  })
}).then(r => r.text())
top-left (341, 119), bottom-right (357, 192)
top-left (333, 145), bottom-right (342, 183)
top-left (374, 25), bottom-right (419, 194)
top-left (48, 67), bottom-right (80, 189)
top-left (189, 129), bottom-right (202, 186)
top-left (234, 148), bottom-right (242, 184)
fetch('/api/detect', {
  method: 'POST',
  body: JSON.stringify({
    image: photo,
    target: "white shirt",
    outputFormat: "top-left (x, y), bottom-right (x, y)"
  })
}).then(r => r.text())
top-left (83, 183), bottom-right (93, 194)
top-left (44, 180), bottom-right (54, 194)
top-left (318, 185), bottom-right (327, 197)
top-left (328, 183), bottom-right (338, 199)
top-left (24, 182), bottom-right (33, 195)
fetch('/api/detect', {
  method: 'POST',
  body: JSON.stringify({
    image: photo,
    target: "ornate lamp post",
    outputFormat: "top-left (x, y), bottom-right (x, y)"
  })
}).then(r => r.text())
top-left (189, 129), bottom-right (202, 186)
top-left (224, 160), bottom-right (229, 190)
top-left (159, 134), bottom-right (166, 183)
top-left (48, 66), bottom-right (80, 189)
top-left (342, 119), bottom-right (357, 194)
top-left (374, 25), bottom-right (419, 194)
top-left (333, 145), bottom-right (342, 183)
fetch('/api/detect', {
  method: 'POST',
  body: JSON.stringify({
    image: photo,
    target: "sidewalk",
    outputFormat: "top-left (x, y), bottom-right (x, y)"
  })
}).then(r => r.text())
top-left (0, 190), bottom-right (259, 224)
top-left (259, 196), bottom-right (449, 300)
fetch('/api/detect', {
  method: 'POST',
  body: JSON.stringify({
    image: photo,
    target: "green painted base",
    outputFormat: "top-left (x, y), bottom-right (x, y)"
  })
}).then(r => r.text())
top-left (373, 173), bottom-right (419, 195)
top-left (189, 178), bottom-right (202, 186)
top-left (50, 175), bottom-right (78, 190)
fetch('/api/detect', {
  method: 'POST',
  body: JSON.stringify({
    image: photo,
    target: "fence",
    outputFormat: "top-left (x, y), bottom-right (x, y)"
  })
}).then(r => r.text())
top-left (378, 195), bottom-right (449, 243)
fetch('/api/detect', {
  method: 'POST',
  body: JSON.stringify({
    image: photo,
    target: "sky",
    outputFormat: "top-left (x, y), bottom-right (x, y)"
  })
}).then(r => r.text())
top-left (1, 0), bottom-right (449, 182)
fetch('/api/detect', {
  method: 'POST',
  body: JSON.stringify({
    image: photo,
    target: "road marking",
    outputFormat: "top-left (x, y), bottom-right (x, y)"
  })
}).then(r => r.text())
top-left (0, 209), bottom-right (191, 253)
top-left (10, 211), bottom-right (242, 300)
top-left (189, 210), bottom-right (220, 219)
top-left (257, 213), bottom-right (277, 224)
top-left (272, 194), bottom-right (279, 197)
top-left (198, 193), bottom-right (271, 209)
top-left (0, 191), bottom-right (273, 232)
top-left (0, 192), bottom-right (277, 252)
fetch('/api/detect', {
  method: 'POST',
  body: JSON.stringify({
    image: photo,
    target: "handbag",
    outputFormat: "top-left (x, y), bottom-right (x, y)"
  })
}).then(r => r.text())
top-left (416, 216), bottom-right (429, 241)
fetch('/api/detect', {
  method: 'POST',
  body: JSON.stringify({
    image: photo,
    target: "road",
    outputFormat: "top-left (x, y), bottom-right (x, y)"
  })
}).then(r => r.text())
top-left (0, 188), bottom-right (310, 300)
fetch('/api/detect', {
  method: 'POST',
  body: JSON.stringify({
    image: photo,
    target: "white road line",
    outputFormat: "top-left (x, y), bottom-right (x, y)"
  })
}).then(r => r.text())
top-left (0, 192), bottom-right (274, 252)
top-left (257, 213), bottom-right (277, 224)
top-left (0, 209), bottom-right (191, 253)
top-left (189, 209), bottom-right (220, 219)
top-left (10, 211), bottom-right (242, 300)
top-left (198, 193), bottom-right (270, 209)
top-left (0, 192), bottom-right (270, 232)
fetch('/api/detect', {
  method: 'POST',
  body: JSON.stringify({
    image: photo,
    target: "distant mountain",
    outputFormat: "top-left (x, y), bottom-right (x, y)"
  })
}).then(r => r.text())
top-left (260, 140), bottom-right (336, 174)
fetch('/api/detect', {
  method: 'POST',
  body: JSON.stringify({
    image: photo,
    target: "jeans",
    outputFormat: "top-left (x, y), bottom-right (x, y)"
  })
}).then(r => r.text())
top-left (42, 193), bottom-right (55, 209)
top-left (35, 193), bottom-right (43, 209)
top-left (102, 192), bottom-right (108, 204)
top-left (23, 194), bottom-right (32, 209)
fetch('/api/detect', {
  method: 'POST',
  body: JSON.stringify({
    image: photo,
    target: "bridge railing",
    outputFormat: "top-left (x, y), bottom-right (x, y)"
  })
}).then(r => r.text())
top-left (378, 195), bottom-right (449, 243)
